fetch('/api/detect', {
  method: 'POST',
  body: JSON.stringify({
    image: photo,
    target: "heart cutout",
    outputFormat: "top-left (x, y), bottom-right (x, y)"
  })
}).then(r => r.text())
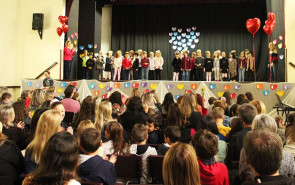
top-left (94, 91), bottom-right (100, 96)
top-left (218, 92), bottom-right (224, 97)
top-left (99, 83), bottom-right (105, 89)
top-left (141, 82), bottom-right (147, 87)
top-left (279, 55), bottom-right (284, 60)
top-left (209, 84), bottom-right (216, 90)
top-left (36, 83), bottom-right (42, 88)
top-left (256, 83), bottom-right (263, 90)
top-left (273, 39), bottom-right (277, 45)
top-left (175, 95), bottom-right (181, 100)
top-left (106, 86), bottom-right (113, 91)
top-left (231, 93), bottom-right (236, 99)
top-left (114, 83), bottom-right (120, 88)
top-left (278, 43), bottom-right (283, 49)
top-left (270, 84), bottom-right (277, 90)
top-left (263, 90), bottom-right (270, 96)
top-left (279, 35), bottom-right (284, 40)
top-left (89, 83), bottom-right (95, 89)
top-left (191, 84), bottom-right (198, 90)
top-left (57, 88), bottom-right (63, 93)
top-left (283, 85), bottom-right (290, 90)
top-left (143, 89), bottom-right (150, 94)
top-left (151, 84), bottom-right (157, 90)
top-left (185, 90), bottom-right (192, 94)
top-left (70, 82), bottom-right (77, 87)
top-left (124, 82), bottom-right (130, 88)
top-left (167, 84), bottom-right (173, 90)
top-left (102, 94), bottom-right (108, 99)
top-left (235, 85), bottom-right (241, 90)
top-left (27, 81), bottom-right (32, 87)
top-left (224, 85), bottom-right (231, 91)
top-left (61, 82), bottom-right (67, 87)
top-left (177, 84), bottom-right (184, 90)
top-left (132, 82), bottom-right (139, 88)
top-left (276, 91), bottom-right (284, 97)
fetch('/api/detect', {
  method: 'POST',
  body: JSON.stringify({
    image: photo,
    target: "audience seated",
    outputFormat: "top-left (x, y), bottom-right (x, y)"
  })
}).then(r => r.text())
top-left (157, 126), bottom-right (180, 155)
top-left (196, 93), bottom-right (208, 116)
top-left (212, 107), bottom-right (231, 141)
top-left (12, 100), bottom-right (32, 136)
top-left (94, 101), bottom-right (113, 141)
top-left (28, 89), bottom-right (44, 117)
top-left (242, 129), bottom-right (295, 185)
top-left (73, 96), bottom-right (95, 127)
top-left (23, 132), bottom-right (80, 185)
top-left (284, 113), bottom-right (295, 157)
top-left (20, 90), bottom-right (32, 110)
top-left (250, 100), bottom-right (266, 115)
top-left (26, 109), bottom-right (48, 144)
top-left (130, 124), bottom-right (157, 184)
top-left (165, 103), bottom-right (182, 129)
top-left (76, 120), bottom-right (95, 148)
top-left (213, 100), bottom-right (231, 126)
top-left (77, 128), bottom-right (116, 185)
top-left (192, 129), bottom-right (229, 185)
top-left (161, 93), bottom-right (174, 116)
top-left (275, 115), bottom-right (285, 141)
top-left (0, 92), bottom-right (13, 106)
top-left (163, 143), bottom-right (201, 185)
top-left (208, 97), bottom-right (217, 114)
top-left (61, 85), bottom-right (80, 113)
top-left (147, 113), bottom-right (162, 144)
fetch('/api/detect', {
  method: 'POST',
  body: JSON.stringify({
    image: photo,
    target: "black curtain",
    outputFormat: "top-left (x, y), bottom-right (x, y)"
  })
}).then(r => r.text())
top-left (111, 1), bottom-right (277, 81)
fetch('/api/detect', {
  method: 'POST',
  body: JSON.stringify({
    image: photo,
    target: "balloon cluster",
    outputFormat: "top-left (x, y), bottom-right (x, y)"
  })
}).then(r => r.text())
top-left (263, 12), bottom-right (276, 36)
top-left (57, 16), bottom-right (69, 36)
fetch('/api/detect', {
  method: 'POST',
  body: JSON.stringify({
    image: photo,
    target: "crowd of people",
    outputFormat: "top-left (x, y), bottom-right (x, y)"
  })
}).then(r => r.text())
top-left (64, 41), bottom-right (279, 82)
top-left (0, 83), bottom-right (294, 185)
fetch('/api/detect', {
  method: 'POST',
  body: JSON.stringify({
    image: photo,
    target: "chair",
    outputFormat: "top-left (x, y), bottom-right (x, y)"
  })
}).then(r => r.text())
top-left (148, 144), bottom-right (160, 150)
top-left (108, 154), bottom-right (143, 184)
top-left (148, 155), bottom-right (164, 183)
top-left (79, 181), bottom-right (102, 185)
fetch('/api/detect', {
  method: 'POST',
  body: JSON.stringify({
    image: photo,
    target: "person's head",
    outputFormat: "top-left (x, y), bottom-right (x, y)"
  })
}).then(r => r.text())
top-left (30, 90), bottom-right (44, 107)
top-left (149, 51), bottom-right (154, 58)
top-left (163, 143), bottom-right (201, 185)
top-left (28, 131), bottom-right (78, 184)
top-left (244, 129), bottom-right (282, 176)
top-left (164, 126), bottom-right (180, 145)
top-left (245, 49), bottom-right (249, 55)
top-left (175, 51), bottom-right (180, 58)
top-left (64, 85), bottom-right (75, 98)
top-left (126, 96), bottom-right (144, 112)
top-left (28, 109), bottom-right (48, 142)
top-left (196, 49), bottom-right (201, 57)
top-left (125, 52), bottom-right (130, 58)
top-left (77, 96), bottom-right (95, 122)
top-left (245, 92), bottom-right (254, 101)
top-left (250, 100), bottom-right (266, 115)
top-left (222, 52), bottom-right (226, 58)
top-left (155, 50), bottom-right (161, 57)
top-left (275, 115), bottom-right (283, 128)
top-left (12, 100), bottom-right (27, 124)
top-left (230, 103), bottom-right (239, 117)
top-left (21, 90), bottom-right (32, 100)
top-left (192, 130), bottom-right (218, 160)
top-left (208, 97), bottom-right (217, 105)
top-left (200, 115), bottom-right (219, 135)
top-left (237, 94), bottom-right (247, 105)
top-left (80, 128), bottom-right (101, 154)
top-left (76, 120), bottom-right (95, 147)
top-left (65, 40), bottom-right (71, 48)
top-left (191, 52), bottom-right (196, 58)
top-left (44, 71), bottom-right (50, 78)
top-left (131, 88), bottom-right (141, 98)
top-left (27, 110), bottom-right (63, 163)
top-left (179, 93), bottom-right (195, 119)
top-left (44, 91), bottom-right (54, 101)
top-left (195, 93), bottom-right (204, 108)
top-left (105, 121), bottom-right (128, 154)
top-left (0, 106), bottom-right (15, 128)
top-left (109, 91), bottom-right (122, 107)
top-left (183, 50), bottom-right (188, 57)
top-left (40, 100), bottom-right (51, 109)
top-left (132, 124), bottom-right (148, 144)
top-left (240, 51), bottom-right (245, 58)
top-left (134, 52), bottom-right (139, 58)
top-left (141, 92), bottom-right (156, 109)
top-left (88, 53), bottom-right (93, 59)
top-left (94, 100), bottom-right (112, 130)
top-left (248, 51), bottom-right (253, 57)
top-left (162, 93), bottom-right (174, 112)
top-left (143, 51), bottom-right (147, 57)
top-left (50, 102), bottom-right (65, 120)
top-left (137, 49), bottom-right (143, 55)
top-left (0, 121), bottom-right (7, 144)
top-left (212, 107), bottom-right (225, 121)
top-left (147, 113), bottom-right (161, 133)
top-left (269, 42), bottom-right (276, 51)
top-left (205, 51), bottom-right (210, 58)
top-left (252, 114), bottom-right (277, 133)
top-left (229, 53), bottom-right (233, 58)
top-left (167, 103), bottom-right (182, 127)
top-left (223, 91), bottom-right (232, 106)
top-left (213, 100), bottom-right (227, 111)
top-left (237, 104), bottom-right (257, 126)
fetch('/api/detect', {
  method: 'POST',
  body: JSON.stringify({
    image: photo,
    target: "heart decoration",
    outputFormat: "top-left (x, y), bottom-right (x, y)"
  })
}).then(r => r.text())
top-left (224, 85), bottom-right (231, 91)
top-left (172, 27), bottom-right (177, 31)
top-left (106, 86), bottom-right (113, 91)
top-left (279, 35), bottom-right (284, 40)
top-left (191, 84), bottom-right (197, 90)
top-left (57, 88), bottom-right (63, 93)
top-left (278, 43), bottom-right (283, 49)
top-left (217, 92), bottom-right (224, 97)
top-left (94, 44), bottom-right (97, 49)
top-left (270, 84), bottom-right (277, 90)
top-left (102, 94), bottom-right (108, 99)
top-left (88, 44), bottom-right (93, 49)
top-left (99, 83), bottom-right (105, 89)
top-left (172, 46), bottom-right (177, 50)
top-left (182, 33), bottom-right (186, 37)
top-left (273, 39), bottom-right (277, 45)
top-left (235, 85), bottom-right (241, 90)
top-left (192, 27), bottom-right (197, 31)
top-left (36, 83), bottom-right (41, 88)
top-left (177, 84), bottom-right (184, 90)
top-left (71, 34), bottom-right (74, 39)
top-left (231, 93), bottom-right (237, 99)
top-left (70, 82), bottom-right (77, 86)
top-left (57, 27), bottom-right (63, 36)
top-left (61, 82), bottom-right (67, 87)
top-left (279, 55), bottom-right (284, 60)
top-left (185, 90), bottom-right (192, 94)
top-left (143, 89), bottom-right (150, 94)
top-left (263, 90), bottom-right (270, 96)
top-left (79, 46), bottom-right (85, 50)
top-left (175, 95), bottom-right (181, 100)
top-left (186, 28), bottom-right (191, 32)
top-left (246, 18), bottom-right (261, 36)
top-left (256, 83), bottom-right (263, 90)
top-left (151, 84), bottom-right (157, 90)
top-left (75, 32), bottom-right (78, 37)
top-left (132, 82), bottom-right (139, 88)
top-left (27, 81), bottom-right (32, 87)
top-left (94, 91), bottom-right (100, 96)
top-left (114, 83), bottom-right (120, 88)
top-left (194, 39), bottom-right (199, 43)
top-left (172, 36), bottom-right (176, 40)
top-left (283, 85), bottom-right (290, 90)
top-left (169, 32), bottom-right (173, 36)
top-left (89, 83), bottom-right (95, 89)
top-left (169, 40), bottom-right (173, 44)
top-left (67, 37), bottom-right (71, 41)
top-left (167, 84), bottom-right (173, 90)
top-left (276, 91), bottom-right (284, 97)
top-left (190, 31), bottom-right (195, 35)
top-left (58, 16), bottom-right (68, 24)
top-left (173, 32), bottom-right (178, 36)
top-left (75, 88), bottom-right (78, 92)
top-left (169, 27), bottom-right (200, 52)
top-left (191, 45), bottom-right (196, 49)
top-left (209, 84), bottom-right (216, 90)
top-left (124, 82), bottom-right (130, 88)
top-left (196, 32), bottom-right (200, 36)
top-left (177, 36), bottom-right (181, 40)
top-left (178, 29), bottom-right (182, 33)
top-left (62, 24), bottom-right (69, 33)
top-left (141, 82), bottom-right (147, 87)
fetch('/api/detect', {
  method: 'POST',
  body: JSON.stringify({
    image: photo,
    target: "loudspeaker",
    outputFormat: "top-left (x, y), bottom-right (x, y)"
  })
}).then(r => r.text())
top-left (32, 13), bottom-right (44, 30)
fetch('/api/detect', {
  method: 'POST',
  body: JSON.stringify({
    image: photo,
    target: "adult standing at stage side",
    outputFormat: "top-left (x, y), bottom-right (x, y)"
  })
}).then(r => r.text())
top-left (154, 50), bottom-right (164, 80)
top-left (63, 40), bottom-right (77, 80)
top-left (269, 43), bottom-right (278, 82)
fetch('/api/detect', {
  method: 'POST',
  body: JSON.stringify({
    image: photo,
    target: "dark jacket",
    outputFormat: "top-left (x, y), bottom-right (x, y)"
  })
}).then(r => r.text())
top-left (220, 57), bottom-right (229, 72)
top-left (2, 127), bottom-right (26, 150)
top-left (242, 176), bottom-right (295, 185)
top-left (204, 58), bottom-right (214, 72)
top-left (43, 78), bottom-right (54, 87)
top-left (180, 111), bottom-right (202, 143)
top-left (181, 57), bottom-right (191, 70)
top-left (194, 56), bottom-right (204, 68)
top-left (157, 144), bottom-right (170, 155)
top-left (147, 130), bottom-right (161, 144)
top-left (86, 59), bottom-right (95, 69)
top-left (120, 110), bottom-right (148, 132)
top-left (172, 58), bottom-right (181, 72)
top-left (132, 58), bottom-right (139, 70)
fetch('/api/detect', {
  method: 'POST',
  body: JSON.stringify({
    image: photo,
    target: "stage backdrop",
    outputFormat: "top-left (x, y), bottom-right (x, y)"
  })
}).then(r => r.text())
top-left (111, 1), bottom-right (284, 81)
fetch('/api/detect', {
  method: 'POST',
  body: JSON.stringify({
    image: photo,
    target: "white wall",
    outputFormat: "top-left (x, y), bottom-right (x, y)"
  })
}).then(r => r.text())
top-left (101, 6), bottom-right (112, 55)
top-left (0, 0), bottom-right (65, 86)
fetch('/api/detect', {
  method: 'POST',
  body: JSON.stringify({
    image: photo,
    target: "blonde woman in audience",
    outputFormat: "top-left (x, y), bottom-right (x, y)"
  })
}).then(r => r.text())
top-left (250, 99), bottom-right (266, 114)
top-left (43, 91), bottom-right (54, 101)
top-left (28, 89), bottom-right (44, 117)
top-left (163, 143), bottom-right (201, 185)
top-left (141, 92), bottom-right (158, 112)
top-left (0, 106), bottom-right (26, 150)
top-left (94, 101), bottom-right (113, 141)
top-left (24, 110), bottom-right (64, 174)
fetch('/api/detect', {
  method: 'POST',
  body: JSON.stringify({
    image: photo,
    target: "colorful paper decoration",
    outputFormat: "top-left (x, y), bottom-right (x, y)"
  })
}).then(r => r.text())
top-left (177, 84), bottom-right (184, 90)
top-left (191, 84), bottom-right (197, 90)
top-left (270, 84), bottom-right (277, 90)
top-left (99, 83), bottom-right (105, 89)
top-left (276, 91), bottom-right (284, 97)
top-left (263, 90), bottom-right (270, 96)
top-left (256, 83), bottom-right (263, 90)
top-left (209, 84), bottom-right (216, 90)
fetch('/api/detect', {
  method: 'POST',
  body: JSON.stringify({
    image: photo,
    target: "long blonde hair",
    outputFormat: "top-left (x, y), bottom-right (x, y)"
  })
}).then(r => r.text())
top-left (94, 101), bottom-right (113, 130)
top-left (30, 89), bottom-right (44, 107)
top-left (0, 106), bottom-right (15, 129)
top-left (163, 143), bottom-right (201, 185)
top-left (26, 110), bottom-right (62, 164)
top-left (179, 94), bottom-right (195, 119)
top-left (141, 93), bottom-right (156, 110)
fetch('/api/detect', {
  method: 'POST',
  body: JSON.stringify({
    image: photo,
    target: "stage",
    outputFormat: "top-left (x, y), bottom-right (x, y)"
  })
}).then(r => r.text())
top-left (22, 79), bottom-right (295, 118)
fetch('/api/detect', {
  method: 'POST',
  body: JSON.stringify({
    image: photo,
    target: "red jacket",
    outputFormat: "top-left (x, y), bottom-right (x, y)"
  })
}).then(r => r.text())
top-left (198, 159), bottom-right (229, 185)
top-left (64, 46), bottom-right (76, 61)
top-left (190, 57), bottom-right (195, 70)
top-left (238, 57), bottom-right (247, 69)
top-left (181, 57), bottom-right (191, 70)
top-left (122, 58), bottom-right (132, 69)
top-left (141, 57), bottom-right (150, 68)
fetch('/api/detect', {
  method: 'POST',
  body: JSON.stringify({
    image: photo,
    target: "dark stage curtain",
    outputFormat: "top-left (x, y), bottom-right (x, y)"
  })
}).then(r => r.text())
top-left (111, 1), bottom-right (277, 81)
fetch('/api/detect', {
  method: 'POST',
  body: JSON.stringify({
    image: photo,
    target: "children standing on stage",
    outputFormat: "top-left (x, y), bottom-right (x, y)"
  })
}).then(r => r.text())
top-left (154, 50), bottom-right (164, 80)
top-left (95, 52), bottom-right (105, 80)
top-left (195, 49), bottom-right (204, 81)
top-left (190, 52), bottom-right (196, 81)
top-left (228, 52), bottom-right (237, 81)
top-left (181, 50), bottom-right (191, 81)
top-left (141, 51), bottom-right (150, 80)
top-left (172, 51), bottom-right (181, 81)
top-left (113, 50), bottom-right (122, 81)
top-left (220, 52), bottom-right (228, 81)
top-left (204, 51), bottom-right (213, 81)
top-left (86, 53), bottom-right (95, 79)
top-left (82, 50), bottom-right (89, 79)
top-left (132, 52), bottom-right (140, 80)
top-left (138, 49), bottom-right (143, 79)
top-left (238, 51), bottom-right (247, 82)
top-left (122, 52), bottom-right (132, 80)
top-left (213, 51), bottom-right (220, 81)
top-left (105, 51), bottom-right (113, 80)
top-left (246, 51), bottom-right (255, 81)
top-left (149, 52), bottom-right (155, 80)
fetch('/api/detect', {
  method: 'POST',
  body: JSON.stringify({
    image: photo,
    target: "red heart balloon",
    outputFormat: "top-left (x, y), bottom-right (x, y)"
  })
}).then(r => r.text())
top-left (62, 24), bottom-right (69, 33)
top-left (268, 12), bottom-right (275, 21)
top-left (246, 18), bottom-right (261, 36)
top-left (263, 25), bottom-right (274, 36)
top-left (56, 27), bottom-right (63, 36)
top-left (58, 16), bottom-right (68, 24)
